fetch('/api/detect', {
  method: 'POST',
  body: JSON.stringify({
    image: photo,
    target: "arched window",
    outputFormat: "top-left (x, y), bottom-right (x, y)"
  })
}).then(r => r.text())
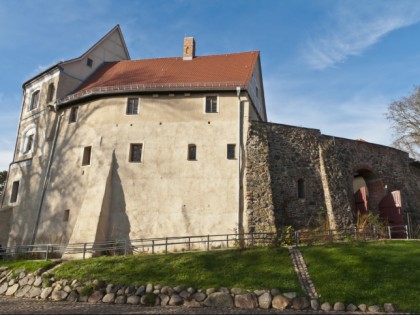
top-left (298, 179), bottom-right (305, 199)
top-left (47, 83), bottom-right (55, 103)
top-left (21, 125), bottom-right (36, 155)
top-left (28, 90), bottom-right (40, 112)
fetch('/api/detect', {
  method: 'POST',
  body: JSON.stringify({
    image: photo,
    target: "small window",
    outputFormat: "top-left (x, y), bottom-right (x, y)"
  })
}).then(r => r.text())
top-left (86, 58), bottom-right (93, 67)
top-left (205, 96), bottom-right (218, 113)
top-left (23, 134), bottom-right (34, 154)
top-left (82, 146), bottom-right (92, 166)
top-left (28, 90), bottom-right (40, 112)
top-left (256, 86), bottom-right (259, 98)
top-left (227, 144), bottom-right (236, 159)
top-left (129, 143), bottom-right (143, 163)
top-left (47, 83), bottom-right (55, 103)
top-left (10, 181), bottom-right (19, 203)
top-left (298, 179), bottom-right (305, 199)
top-left (188, 144), bottom-right (197, 160)
top-left (126, 98), bottom-right (139, 115)
top-left (69, 107), bottom-right (78, 123)
top-left (64, 209), bottom-right (70, 222)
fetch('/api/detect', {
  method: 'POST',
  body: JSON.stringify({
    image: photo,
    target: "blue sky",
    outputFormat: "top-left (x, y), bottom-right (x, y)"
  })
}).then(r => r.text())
top-left (1, 0), bottom-right (420, 170)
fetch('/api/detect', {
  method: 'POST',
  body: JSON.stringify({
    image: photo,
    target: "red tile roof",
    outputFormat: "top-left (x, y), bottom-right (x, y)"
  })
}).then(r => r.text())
top-left (60, 51), bottom-right (259, 104)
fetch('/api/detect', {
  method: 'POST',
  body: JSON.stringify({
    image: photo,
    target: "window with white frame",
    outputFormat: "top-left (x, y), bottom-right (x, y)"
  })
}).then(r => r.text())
top-left (28, 90), bottom-right (40, 112)
top-left (126, 98), bottom-right (139, 115)
top-left (205, 96), bottom-right (218, 113)
top-left (21, 126), bottom-right (36, 155)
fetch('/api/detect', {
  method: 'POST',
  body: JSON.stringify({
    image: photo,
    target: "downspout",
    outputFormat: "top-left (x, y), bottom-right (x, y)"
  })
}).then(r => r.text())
top-left (30, 109), bottom-right (63, 245)
top-left (236, 87), bottom-right (244, 246)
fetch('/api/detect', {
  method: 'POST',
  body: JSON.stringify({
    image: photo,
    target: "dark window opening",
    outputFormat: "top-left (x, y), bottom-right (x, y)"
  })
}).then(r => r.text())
top-left (256, 86), bottom-right (259, 98)
top-left (205, 96), bottom-right (218, 113)
top-left (69, 107), bottom-right (78, 123)
top-left (86, 58), bottom-right (93, 67)
top-left (298, 179), bottom-right (305, 199)
top-left (10, 181), bottom-right (19, 203)
top-left (47, 83), bottom-right (55, 103)
top-left (29, 90), bottom-right (40, 111)
top-left (129, 143), bottom-right (143, 162)
top-left (82, 146), bottom-right (92, 166)
top-left (126, 98), bottom-right (139, 115)
top-left (64, 210), bottom-right (70, 222)
top-left (24, 134), bottom-right (34, 154)
top-left (188, 144), bottom-right (197, 160)
top-left (227, 144), bottom-right (236, 159)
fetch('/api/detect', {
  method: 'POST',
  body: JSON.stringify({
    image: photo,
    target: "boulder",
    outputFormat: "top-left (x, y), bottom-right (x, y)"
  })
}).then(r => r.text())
top-left (18, 277), bottom-right (29, 287)
top-left (368, 305), bottom-right (381, 313)
top-left (33, 277), bottom-right (42, 287)
top-left (40, 287), bottom-right (53, 299)
top-left (230, 287), bottom-right (242, 295)
top-left (0, 282), bottom-right (8, 295)
top-left (184, 300), bottom-right (201, 308)
top-left (321, 302), bottom-right (331, 311)
top-left (187, 287), bottom-right (195, 294)
top-left (311, 299), bottom-right (320, 310)
top-left (125, 286), bottom-right (136, 296)
top-left (154, 284), bottom-right (162, 291)
top-left (127, 295), bottom-right (140, 305)
top-left (173, 285), bottom-right (183, 293)
top-left (272, 295), bottom-right (290, 310)
top-left (115, 295), bottom-right (127, 304)
top-left (235, 293), bottom-right (258, 309)
top-left (27, 275), bottom-right (35, 286)
top-left (347, 303), bottom-right (358, 312)
top-left (88, 290), bottom-right (104, 303)
top-left (15, 285), bottom-right (31, 297)
top-left (102, 293), bottom-right (116, 303)
top-left (384, 303), bottom-right (396, 313)
top-left (219, 287), bottom-right (229, 293)
top-left (5, 284), bottom-right (19, 296)
top-left (135, 285), bottom-right (145, 296)
top-left (160, 294), bottom-right (170, 306)
top-left (254, 290), bottom-right (266, 296)
top-left (192, 292), bottom-right (207, 302)
top-left (206, 288), bottom-right (216, 295)
top-left (258, 292), bottom-right (272, 309)
top-left (334, 302), bottom-right (345, 311)
top-left (168, 294), bottom-right (184, 306)
top-left (292, 297), bottom-right (310, 310)
top-left (51, 289), bottom-right (68, 301)
top-left (283, 292), bottom-right (297, 299)
top-left (146, 283), bottom-right (154, 293)
top-left (66, 291), bottom-right (79, 302)
top-left (204, 292), bottom-right (234, 308)
top-left (179, 290), bottom-right (191, 299)
top-left (63, 285), bottom-right (72, 293)
top-left (358, 304), bottom-right (367, 312)
top-left (160, 286), bottom-right (172, 295)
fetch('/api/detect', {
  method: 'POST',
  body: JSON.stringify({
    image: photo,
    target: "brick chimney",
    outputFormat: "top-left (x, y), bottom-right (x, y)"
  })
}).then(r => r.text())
top-left (183, 37), bottom-right (195, 60)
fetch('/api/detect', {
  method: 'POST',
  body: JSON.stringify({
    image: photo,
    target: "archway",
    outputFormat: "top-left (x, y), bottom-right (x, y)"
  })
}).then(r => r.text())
top-left (353, 169), bottom-right (385, 218)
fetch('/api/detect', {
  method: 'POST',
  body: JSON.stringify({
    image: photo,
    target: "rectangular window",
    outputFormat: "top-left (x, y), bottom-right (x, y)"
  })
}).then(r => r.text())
top-left (227, 144), bottom-right (236, 159)
top-left (10, 181), bottom-right (19, 203)
top-left (82, 146), bottom-right (92, 166)
top-left (188, 144), bottom-right (197, 160)
top-left (126, 98), bottom-right (139, 115)
top-left (69, 107), bottom-right (78, 123)
top-left (28, 90), bottom-right (40, 112)
top-left (24, 135), bottom-right (34, 154)
top-left (86, 58), bottom-right (93, 67)
top-left (129, 143), bottom-right (143, 163)
top-left (205, 96), bottom-right (218, 113)
top-left (64, 209), bottom-right (70, 222)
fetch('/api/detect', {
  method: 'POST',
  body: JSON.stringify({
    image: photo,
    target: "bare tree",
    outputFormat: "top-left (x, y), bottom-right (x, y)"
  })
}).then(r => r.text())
top-left (387, 86), bottom-right (420, 160)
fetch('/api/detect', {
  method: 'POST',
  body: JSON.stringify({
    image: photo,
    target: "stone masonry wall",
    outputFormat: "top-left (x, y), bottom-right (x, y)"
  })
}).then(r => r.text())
top-left (246, 122), bottom-right (420, 231)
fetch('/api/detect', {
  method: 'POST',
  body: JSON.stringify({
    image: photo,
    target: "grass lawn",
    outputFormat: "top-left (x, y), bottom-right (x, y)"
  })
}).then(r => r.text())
top-left (53, 247), bottom-right (302, 293)
top-left (301, 241), bottom-right (420, 313)
top-left (0, 260), bottom-right (55, 274)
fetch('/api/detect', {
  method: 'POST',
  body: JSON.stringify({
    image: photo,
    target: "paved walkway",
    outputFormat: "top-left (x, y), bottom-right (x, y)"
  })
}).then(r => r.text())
top-left (289, 247), bottom-right (318, 299)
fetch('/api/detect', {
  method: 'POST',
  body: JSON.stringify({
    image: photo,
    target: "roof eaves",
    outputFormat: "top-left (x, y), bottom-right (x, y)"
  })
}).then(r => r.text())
top-left (22, 62), bottom-right (63, 88)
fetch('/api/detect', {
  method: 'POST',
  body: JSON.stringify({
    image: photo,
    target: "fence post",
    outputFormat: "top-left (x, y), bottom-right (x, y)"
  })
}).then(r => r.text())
top-left (83, 243), bottom-right (87, 260)
top-left (188, 237), bottom-right (191, 251)
top-left (226, 234), bottom-right (229, 248)
top-left (124, 240), bottom-right (127, 256)
top-left (152, 240), bottom-right (154, 254)
top-left (329, 230), bottom-right (333, 243)
top-left (45, 244), bottom-right (49, 261)
top-left (354, 227), bottom-right (358, 240)
top-left (405, 225), bottom-right (409, 240)
top-left (165, 238), bottom-right (168, 254)
top-left (388, 226), bottom-right (392, 239)
top-left (207, 235), bottom-right (210, 251)
top-left (373, 226), bottom-right (377, 239)
top-left (251, 232), bottom-right (254, 246)
top-left (294, 231), bottom-right (299, 247)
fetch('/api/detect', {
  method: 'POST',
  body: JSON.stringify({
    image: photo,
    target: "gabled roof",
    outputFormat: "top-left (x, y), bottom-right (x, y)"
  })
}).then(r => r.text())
top-left (59, 51), bottom-right (259, 104)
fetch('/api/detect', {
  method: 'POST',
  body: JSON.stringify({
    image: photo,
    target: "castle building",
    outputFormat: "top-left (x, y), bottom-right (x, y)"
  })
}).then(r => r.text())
top-left (1, 26), bottom-right (419, 254)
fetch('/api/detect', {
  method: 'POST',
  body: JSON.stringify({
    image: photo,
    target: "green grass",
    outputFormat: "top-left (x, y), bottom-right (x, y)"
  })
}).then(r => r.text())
top-left (0, 260), bottom-right (55, 273)
top-left (53, 247), bottom-right (301, 293)
top-left (301, 241), bottom-right (420, 312)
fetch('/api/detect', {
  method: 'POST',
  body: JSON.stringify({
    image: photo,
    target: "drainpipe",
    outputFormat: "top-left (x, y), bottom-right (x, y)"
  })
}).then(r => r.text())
top-left (236, 87), bottom-right (243, 246)
top-left (30, 110), bottom-right (63, 245)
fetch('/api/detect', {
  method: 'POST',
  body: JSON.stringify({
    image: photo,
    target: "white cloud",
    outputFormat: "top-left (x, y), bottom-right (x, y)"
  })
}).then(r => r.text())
top-left (303, 3), bottom-right (420, 70)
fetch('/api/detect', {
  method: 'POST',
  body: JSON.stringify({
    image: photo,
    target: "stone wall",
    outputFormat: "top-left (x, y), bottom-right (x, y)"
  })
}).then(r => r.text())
top-left (246, 121), bottom-right (420, 232)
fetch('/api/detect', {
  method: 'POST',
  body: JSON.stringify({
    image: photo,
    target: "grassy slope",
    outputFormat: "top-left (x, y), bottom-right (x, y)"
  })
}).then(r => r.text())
top-left (0, 260), bottom-right (54, 273)
top-left (53, 247), bottom-right (301, 293)
top-left (301, 241), bottom-right (420, 312)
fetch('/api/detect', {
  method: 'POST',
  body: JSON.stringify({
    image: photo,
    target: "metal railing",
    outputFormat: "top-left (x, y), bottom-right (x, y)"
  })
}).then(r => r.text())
top-left (0, 225), bottom-right (411, 261)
